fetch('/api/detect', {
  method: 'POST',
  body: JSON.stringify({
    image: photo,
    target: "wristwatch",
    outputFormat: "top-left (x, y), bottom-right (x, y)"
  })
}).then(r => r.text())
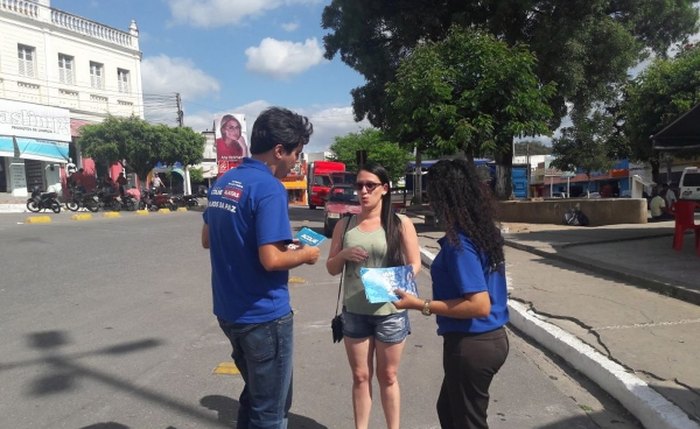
top-left (421, 299), bottom-right (432, 316)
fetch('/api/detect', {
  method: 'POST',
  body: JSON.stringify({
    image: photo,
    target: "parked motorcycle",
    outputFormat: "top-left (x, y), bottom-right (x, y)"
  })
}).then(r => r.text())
top-left (65, 188), bottom-right (99, 212)
top-left (119, 194), bottom-right (138, 211)
top-left (139, 189), bottom-right (177, 211)
top-left (97, 190), bottom-right (121, 212)
top-left (173, 194), bottom-right (199, 208)
top-left (26, 189), bottom-right (61, 213)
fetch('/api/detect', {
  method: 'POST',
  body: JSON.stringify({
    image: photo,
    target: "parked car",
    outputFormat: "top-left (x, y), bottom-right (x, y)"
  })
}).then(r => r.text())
top-left (323, 184), bottom-right (362, 236)
top-left (679, 166), bottom-right (700, 200)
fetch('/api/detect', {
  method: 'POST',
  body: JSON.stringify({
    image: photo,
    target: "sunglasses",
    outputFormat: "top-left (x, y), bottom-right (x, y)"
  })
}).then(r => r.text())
top-left (354, 181), bottom-right (382, 192)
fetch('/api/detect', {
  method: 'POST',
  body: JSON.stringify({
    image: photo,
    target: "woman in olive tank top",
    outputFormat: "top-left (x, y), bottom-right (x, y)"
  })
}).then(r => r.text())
top-left (326, 161), bottom-right (421, 429)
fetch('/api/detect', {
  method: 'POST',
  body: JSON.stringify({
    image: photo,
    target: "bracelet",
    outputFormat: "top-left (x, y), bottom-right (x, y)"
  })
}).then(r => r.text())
top-left (421, 299), bottom-right (432, 316)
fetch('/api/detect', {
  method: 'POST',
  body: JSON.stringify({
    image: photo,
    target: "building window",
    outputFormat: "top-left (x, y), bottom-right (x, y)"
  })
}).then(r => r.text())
top-left (58, 54), bottom-right (74, 84)
top-left (18, 44), bottom-right (36, 77)
top-left (90, 61), bottom-right (104, 89)
top-left (117, 68), bottom-right (130, 93)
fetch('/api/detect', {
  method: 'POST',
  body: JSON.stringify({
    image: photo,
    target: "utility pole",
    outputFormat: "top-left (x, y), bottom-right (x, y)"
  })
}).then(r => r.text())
top-left (175, 92), bottom-right (184, 127)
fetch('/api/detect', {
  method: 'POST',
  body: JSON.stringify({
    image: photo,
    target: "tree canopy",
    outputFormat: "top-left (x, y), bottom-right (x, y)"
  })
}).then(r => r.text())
top-left (623, 44), bottom-right (700, 180)
top-left (329, 128), bottom-right (411, 184)
top-left (78, 116), bottom-right (205, 180)
top-left (385, 27), bottom-right (555, 198)
top-left (551, 110), bottom-right (618, 184)
top-left (323, 0), bottom-right (698, 129)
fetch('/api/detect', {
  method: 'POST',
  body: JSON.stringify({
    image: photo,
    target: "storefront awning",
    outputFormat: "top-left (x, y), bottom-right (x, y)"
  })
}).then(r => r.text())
top-left (0, 135), bottom-right (14, 158)
top-left (15, 137), bottom-right (69, 163)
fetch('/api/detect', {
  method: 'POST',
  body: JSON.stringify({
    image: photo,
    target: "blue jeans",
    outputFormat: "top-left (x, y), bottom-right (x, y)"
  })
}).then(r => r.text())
top-left (218, 311), bottom-right (294, 429)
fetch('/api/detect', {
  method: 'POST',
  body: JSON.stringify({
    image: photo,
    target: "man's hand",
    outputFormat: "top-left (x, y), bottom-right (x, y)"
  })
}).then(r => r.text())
top-left (303, 245), bottom-right (321, 265)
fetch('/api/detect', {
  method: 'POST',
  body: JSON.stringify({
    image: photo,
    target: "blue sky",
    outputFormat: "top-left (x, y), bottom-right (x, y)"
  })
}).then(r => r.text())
top-left (51, 0), bottom-right (371, 153)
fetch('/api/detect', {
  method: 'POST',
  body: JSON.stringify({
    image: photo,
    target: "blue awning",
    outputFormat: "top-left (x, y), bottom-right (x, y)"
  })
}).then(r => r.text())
top-left (15, 137), bottom-right (69, 163)
top-left (0, 135), bottom-right (14, 158)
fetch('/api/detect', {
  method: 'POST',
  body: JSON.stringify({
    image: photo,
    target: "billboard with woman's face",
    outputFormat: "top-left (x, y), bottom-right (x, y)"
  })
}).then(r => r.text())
top-left (214, 113), bottom-right (249, 176)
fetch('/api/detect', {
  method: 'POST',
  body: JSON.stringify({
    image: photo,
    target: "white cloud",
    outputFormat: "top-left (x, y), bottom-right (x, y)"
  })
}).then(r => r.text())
top-left (281, 21), bottom-right (299, 32)
top-left (303, 106), bottom-right (371, 153)
top-left (142, 54), bottom-right (221, 99)
top-left (245, 38), bottom-right (326, 79)
top-left (166, 0), bottom-right (323, 28)
top-left (183, 103), bottom-right (369, 153)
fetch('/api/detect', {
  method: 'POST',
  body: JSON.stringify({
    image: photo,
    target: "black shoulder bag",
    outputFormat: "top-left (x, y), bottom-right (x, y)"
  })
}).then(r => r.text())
top-left (331, 215), bottom-right (353, 343)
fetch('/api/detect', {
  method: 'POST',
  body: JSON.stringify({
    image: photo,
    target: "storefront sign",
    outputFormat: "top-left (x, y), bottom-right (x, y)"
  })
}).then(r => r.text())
top-left (0, 99), bottom-right (71, 142)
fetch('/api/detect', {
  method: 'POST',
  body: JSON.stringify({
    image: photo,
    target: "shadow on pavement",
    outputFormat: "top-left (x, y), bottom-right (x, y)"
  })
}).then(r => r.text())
top-left (201, 395), bottom-right (329, 429)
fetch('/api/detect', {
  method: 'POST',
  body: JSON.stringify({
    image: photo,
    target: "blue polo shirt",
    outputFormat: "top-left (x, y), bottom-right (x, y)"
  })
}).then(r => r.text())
top-left (430, 234), bottom-right (509, 335)
top-left (203, 158), bottom-right (293, 324)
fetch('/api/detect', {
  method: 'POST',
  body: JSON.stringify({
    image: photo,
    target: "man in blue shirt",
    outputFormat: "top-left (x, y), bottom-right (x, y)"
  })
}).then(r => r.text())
top-left (202, 107), bottom-right (320, 429)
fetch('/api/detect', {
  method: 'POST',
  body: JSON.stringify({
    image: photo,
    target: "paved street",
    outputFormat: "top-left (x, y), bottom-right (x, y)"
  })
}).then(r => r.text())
top-left (0, 209), bottom-right (641, 428)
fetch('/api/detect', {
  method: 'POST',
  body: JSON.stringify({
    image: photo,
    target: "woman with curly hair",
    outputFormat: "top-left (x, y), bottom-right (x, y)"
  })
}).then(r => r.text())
top-left (394, 158), bottom-right (509, 429)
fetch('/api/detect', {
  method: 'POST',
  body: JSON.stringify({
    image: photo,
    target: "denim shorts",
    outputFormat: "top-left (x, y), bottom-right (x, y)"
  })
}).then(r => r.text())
top-left (342, 309), bottom-right (410, 343)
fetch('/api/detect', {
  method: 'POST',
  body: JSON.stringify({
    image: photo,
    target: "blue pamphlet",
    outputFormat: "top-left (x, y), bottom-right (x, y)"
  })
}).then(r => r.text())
top-left (295, 227), bottom-right (326, 246)
top-left (360, 265), bottom-right (418, 303)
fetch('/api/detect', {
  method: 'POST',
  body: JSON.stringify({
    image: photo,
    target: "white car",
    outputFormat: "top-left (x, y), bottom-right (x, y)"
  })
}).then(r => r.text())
top-left (679, 166), bottom-right (700, 200)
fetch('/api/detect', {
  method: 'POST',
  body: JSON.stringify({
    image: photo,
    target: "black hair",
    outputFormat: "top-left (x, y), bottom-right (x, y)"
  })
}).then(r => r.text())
top-left (358, 161), bottom-right (404, 267)
top-left (426, 159), bottom-right (504, 269)
top-left (249, 107), bottom-right (313, 155)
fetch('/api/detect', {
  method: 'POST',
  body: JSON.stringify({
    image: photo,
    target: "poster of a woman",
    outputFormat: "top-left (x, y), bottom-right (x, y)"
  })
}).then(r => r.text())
top-left (215, 114), bottom-right (248, 176)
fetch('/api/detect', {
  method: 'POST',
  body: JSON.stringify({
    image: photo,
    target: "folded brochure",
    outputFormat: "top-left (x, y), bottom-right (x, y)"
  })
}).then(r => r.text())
top-left (295, 227), bottom-right (326, 246)
top-left (360, 265), bottom-right (417, 303)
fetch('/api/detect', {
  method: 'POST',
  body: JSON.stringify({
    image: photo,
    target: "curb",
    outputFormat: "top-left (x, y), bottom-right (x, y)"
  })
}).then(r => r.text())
top-left (419, 246), bottom-right (700, 429)
top-left (103, 211), bottom-right (121, 218)
top-left (508, 301), bottom-right (700, 429)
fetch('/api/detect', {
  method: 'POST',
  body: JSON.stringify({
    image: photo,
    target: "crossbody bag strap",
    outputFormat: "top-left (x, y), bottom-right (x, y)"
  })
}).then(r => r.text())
top-left (334, 215), bottom-right (353, 317)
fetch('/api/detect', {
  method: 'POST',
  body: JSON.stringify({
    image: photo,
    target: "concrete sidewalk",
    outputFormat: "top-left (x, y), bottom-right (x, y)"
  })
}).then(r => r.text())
top-left (409, 214), bottom-right (700, 429)
top-left (0, 195), bottom-right (28, 213)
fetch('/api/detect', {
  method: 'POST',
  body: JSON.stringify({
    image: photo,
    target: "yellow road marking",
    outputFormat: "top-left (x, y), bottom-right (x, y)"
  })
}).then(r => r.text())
top-left (71, 213), bottom-right (93, 221)
top-left (103, 211), bottom-right (121, 218)
top-left (289, 276), bottom-right (306, 284)
top-left (177, 207), bottom-right (188, 212)
top-left (136, 209), bottom-right (149, 215)
top-left (26, 215), bottom-right (52, 224)
top-left (213, 361), bottom-right (240, 375)
top-left (158, 208), bottom-right (171, 214)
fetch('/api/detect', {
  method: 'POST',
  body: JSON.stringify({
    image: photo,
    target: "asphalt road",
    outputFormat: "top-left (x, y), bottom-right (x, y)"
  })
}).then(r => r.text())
top-left (0, 208), bottom-right (640, 428)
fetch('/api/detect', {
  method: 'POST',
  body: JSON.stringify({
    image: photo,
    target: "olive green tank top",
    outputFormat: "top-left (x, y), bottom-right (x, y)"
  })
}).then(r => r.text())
top-left (342, 215), bottom-right (405, 316)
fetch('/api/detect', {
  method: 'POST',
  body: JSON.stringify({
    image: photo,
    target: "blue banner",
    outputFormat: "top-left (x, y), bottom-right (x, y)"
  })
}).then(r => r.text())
top-left (0, 135), bottom-right (14, 157)
top-left (15, 137), bottom-right (69, 163)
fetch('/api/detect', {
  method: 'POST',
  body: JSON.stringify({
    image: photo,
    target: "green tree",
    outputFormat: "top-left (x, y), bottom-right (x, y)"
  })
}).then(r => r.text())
top-left (551, 110), bottom-right (617, 190)
top-left (624, 44), bottom-right (700, 182)
top-left (385, 28), bottom-right (555, 198)
top-left (78, 116), bottom-right (205, 181)
top-left (322, 0), bottom-right (698, 129)
top-left (189, 167), bottom-right (204, 184)
top-left (329, 128), bottom-right (412, 184)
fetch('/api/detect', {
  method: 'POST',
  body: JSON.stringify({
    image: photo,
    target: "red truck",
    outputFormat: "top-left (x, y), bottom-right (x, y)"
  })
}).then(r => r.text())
top-left (307, 160), bottom-right (355, 209)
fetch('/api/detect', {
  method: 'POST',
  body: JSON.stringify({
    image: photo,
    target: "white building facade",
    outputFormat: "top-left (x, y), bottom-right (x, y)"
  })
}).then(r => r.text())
top-left (0, 0), bottom-right (143, 196)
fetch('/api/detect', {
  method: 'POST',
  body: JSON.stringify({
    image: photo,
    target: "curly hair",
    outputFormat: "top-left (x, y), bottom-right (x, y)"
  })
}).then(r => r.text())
top-left (426, 159), bottom-right (504, 269)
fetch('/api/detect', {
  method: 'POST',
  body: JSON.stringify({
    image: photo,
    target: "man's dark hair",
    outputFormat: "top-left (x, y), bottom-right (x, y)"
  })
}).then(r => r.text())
top-left (249, 107), bottom-right (313, 155)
